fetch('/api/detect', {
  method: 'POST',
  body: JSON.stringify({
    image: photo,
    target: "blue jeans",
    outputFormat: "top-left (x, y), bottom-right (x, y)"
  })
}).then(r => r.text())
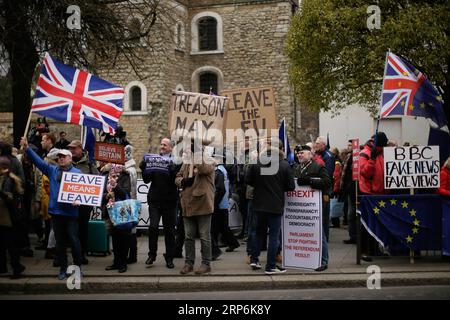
top-left (52, 215), bottom-right (82, 272)
top-left (183, 214), bottom-right (212, 266)
top-left (250, 211), bottom-right (282, 270)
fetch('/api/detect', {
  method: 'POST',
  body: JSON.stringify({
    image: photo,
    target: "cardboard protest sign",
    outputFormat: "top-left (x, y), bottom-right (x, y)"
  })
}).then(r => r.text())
top-left (142, 154), bottom-right (173, 175)
top-left (352, 139), bottom-right (360, 181)
top-left (282, 185), bottom-right (322, 270)
top-left (221, 86), bottom-right (278, 139)
top-left (95, 142), bottom-right (125, 164)
top-left (384, 146), bottom-right (440, 189)
top-left (168, 91), bottom-right (229, 145)
top-left (58, 172), bottom-right (105, 207)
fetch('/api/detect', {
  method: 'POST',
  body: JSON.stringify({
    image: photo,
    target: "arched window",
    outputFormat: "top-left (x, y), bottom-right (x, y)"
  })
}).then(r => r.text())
top-left (130, 86), bottom-right (142, 111)
top-left (124, 81), bottom-right (147, 113)
top-left (191, 12), bottom-right (223, 55)
top-left (191, 66), bottom-right (223, 94)
top-left (199, 73), bottom-right (218, 94)
top-left (198, 17), bottom-right (217, 51)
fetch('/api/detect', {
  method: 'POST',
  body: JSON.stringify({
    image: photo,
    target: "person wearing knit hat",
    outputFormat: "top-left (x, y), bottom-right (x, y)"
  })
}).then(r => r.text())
top-left (358, 131), bottom-right (390, 261)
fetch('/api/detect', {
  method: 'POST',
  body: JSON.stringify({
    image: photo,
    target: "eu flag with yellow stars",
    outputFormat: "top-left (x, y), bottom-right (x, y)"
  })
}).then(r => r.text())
top-left (360, 195), bottom-right (442, 251)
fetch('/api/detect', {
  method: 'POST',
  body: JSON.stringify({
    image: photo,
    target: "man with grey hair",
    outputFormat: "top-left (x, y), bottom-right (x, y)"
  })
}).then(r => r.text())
top-left (314, 136), bottom-right (335, 242)
top-left (140, 138), bottom-right (179, 269)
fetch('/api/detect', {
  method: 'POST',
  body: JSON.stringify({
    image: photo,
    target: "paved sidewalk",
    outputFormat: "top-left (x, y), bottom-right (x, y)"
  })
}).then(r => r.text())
top-left (1, 227), bottom-right (449, 294)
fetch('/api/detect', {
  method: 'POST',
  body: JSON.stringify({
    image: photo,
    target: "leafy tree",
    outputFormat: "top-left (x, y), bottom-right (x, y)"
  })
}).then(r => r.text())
top-left (0, 0), bottom-right (179, 146)
top-left (286, 0), bottom-right (450, 124)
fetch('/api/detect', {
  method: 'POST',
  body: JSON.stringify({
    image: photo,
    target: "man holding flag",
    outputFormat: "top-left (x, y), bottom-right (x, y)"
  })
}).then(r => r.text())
top-left (23, 52), bottom-right (125, 278)
top-left (380, 51), bottom-right (450, 164)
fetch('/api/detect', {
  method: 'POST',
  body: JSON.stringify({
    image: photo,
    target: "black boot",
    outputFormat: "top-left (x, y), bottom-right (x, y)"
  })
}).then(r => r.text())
top-left (163, 253), bottom-right (174, 269)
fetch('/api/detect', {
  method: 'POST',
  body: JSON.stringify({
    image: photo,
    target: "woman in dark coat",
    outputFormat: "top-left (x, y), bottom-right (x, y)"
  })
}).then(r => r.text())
top-left (101, 163), bottom-right (132, 273)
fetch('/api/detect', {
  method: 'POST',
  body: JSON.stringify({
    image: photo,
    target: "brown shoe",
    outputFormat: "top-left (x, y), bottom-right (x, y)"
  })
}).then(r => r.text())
top-left (194, 264), bottom-right (211, 275)
top-left (180, 264), bottom-right (193, 275)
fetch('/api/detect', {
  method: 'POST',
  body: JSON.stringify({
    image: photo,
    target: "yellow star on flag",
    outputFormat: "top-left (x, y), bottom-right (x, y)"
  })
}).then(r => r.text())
top-left (413, 218), bottom-right (420, 226)
top-left (420, 102), bottom-right (425, 109)
top-left (436, 95), bottom-right (443, 102)
top-left (378, 200), bottom-right (386, 208)
top-left (428, 102), bottom-right (434, 107)
top-left (412, 227), bottom-right (419, 234)
top-left (409, 104), bottom-right (414, 111)
top-left (390, 199), bottom-right (397, 205)
top-left (406, 235), bottom-right (413, 243)
top-left (409, 209), bottom-right (417, 217)
top-left (401, 100), bottom-right (406, 107)
top-left (398, 81), bottom-right (402, 87)
top-left (373, 207), bottom-right (380, 215)
top-left (402, 71), bottom-right (408, 76)
top-left (401, 201), bottom-right (409, 209)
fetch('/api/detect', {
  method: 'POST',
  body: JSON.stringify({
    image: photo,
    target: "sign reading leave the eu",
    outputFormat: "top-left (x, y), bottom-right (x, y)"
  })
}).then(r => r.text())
top-left (384, 146), bottom-right (440, 189)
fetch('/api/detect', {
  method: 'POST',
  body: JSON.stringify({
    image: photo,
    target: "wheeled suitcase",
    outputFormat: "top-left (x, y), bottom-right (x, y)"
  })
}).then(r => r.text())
top-left (87, 220), bottom-right (110, 256)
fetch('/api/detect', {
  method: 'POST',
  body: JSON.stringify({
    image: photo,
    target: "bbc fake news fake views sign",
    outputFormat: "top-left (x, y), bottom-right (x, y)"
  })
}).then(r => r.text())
top-left (384, 146), bottom-right (440, 189)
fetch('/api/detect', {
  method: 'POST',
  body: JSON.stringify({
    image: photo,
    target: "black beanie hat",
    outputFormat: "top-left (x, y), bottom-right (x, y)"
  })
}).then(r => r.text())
top-left (372, 132), bottom-right (388, 147)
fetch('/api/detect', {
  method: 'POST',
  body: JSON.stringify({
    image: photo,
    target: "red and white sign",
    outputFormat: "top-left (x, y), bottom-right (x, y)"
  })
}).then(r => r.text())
top-left (282, 185), bottom-right (322, 270)
top-left (95, 142), bottom-right (125, 164)
top-left (351, 138), bottom-right (360, 181)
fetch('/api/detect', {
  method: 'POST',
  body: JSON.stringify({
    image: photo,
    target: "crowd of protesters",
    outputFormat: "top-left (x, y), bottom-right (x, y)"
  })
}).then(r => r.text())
top-left (1, 120), bottom-right (450, 280)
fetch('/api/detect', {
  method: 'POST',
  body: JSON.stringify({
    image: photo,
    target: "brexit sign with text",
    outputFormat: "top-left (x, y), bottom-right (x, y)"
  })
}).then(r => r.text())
top-left (283, 185), bottom-right (322, 270)
top-left (384, 146), bottom-right (440, 189)
top-left (57, 172), bottom-right (106, 206)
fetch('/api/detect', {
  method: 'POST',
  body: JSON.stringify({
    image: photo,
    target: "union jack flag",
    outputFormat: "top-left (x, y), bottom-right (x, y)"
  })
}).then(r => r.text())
top-left (32, 53), bottom-right (124, 133)
top-left (380, 52), bottom-right (447, 129)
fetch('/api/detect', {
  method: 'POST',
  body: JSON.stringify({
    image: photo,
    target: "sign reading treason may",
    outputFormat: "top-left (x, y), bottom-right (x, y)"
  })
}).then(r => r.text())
top-left (221, 86), bottom-right (278, 134)
top-left (169, 91), bottom-right (229, 144)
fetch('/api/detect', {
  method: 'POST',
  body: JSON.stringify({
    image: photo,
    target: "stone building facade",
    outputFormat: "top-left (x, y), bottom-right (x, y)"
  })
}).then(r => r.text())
top-left (0, 1), bottom-right (319, 162)
top-left (98, 0), bottom-right (318, 164)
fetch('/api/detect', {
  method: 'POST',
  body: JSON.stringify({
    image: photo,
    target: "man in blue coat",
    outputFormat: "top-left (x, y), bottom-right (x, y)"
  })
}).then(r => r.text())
top-left (20, 137), bottom-right (82, 280)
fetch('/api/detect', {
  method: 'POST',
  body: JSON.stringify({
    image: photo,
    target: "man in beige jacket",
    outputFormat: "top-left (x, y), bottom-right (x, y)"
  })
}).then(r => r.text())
top-left (175, 146), bottom-right (215, 275)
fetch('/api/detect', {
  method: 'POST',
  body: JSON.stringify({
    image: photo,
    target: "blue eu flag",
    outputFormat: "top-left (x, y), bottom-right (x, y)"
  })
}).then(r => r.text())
top-left (360, 195), bottom-right (442, 251)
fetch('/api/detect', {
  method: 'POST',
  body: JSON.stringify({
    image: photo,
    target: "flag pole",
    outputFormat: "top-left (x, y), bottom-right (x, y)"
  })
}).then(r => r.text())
top-left (22, 109), bottom-right (33, 144)
top-left (22, 59), bottom-right (43, 148)
top-left (374, 49), bottom-right (391, 146)
top-left (80, 126), bottom-right (85, 145)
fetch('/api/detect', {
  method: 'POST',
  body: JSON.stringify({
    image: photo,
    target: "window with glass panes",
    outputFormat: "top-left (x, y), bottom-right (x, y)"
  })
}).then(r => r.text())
top-left (198, 17), bottom-right (217, 51)
top-left (199, 73), bottom-right (218, 94)
top-left (130, 86), bottom-right (142, 111)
